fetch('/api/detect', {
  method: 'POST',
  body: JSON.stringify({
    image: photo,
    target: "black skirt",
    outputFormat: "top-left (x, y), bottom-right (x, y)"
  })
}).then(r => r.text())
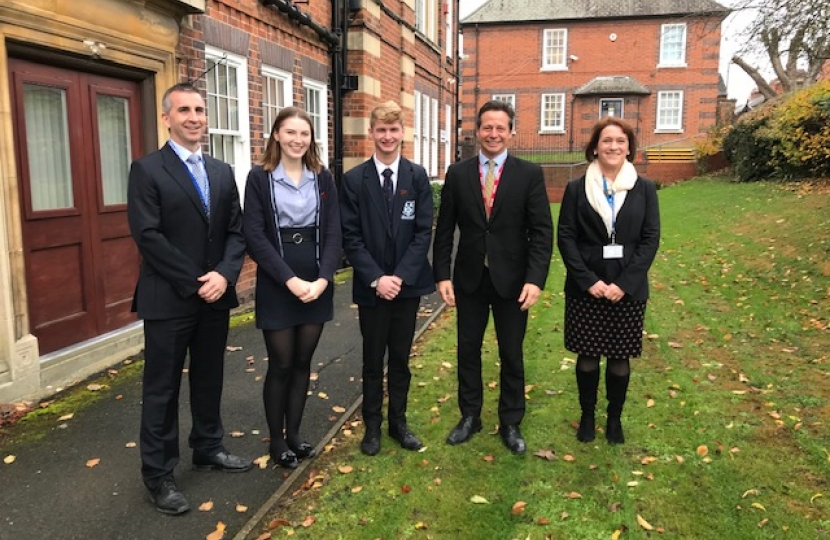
top-left (564, 294), bottom-right (647, 358)
top-left (255, 227), bottom-right (334, 330)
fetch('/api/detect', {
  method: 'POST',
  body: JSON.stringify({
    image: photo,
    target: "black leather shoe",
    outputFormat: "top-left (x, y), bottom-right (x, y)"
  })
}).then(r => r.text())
top-left (446, 416), bottom-right (483, 445)
top-left (288, 441), bottom-right (316, 459)
top-left (499, 424), bottom-right (527, 454)
top-left (148, 478), bottom-right (189, 515)
top-left (272, 450), bottom-right (299, 469)
top-left (389, 424), bottom-right (423, 451)
top-left (576, 414), bottom-right (596, 443)
top-left (606, 417), bottom-right (625, 444)
top-left (361, 429), bottom-right (381, 456)
top-left (192, 451), bottom-right (253, 472)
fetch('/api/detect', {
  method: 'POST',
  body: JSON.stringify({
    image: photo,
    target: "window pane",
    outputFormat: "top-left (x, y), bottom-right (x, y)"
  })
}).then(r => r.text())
top-left (97, 95), bottom-right (131, 205)
top-left (23, 84), bottom-right (74, 211)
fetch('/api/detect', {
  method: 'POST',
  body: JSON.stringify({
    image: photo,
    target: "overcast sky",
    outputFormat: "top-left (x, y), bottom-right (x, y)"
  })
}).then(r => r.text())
top-left (458, 0), bottom-right (761, 104)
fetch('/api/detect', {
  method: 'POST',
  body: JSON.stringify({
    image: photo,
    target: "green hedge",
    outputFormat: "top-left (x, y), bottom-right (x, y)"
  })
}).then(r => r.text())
top-left (723, 81), bottom-right (830, 182)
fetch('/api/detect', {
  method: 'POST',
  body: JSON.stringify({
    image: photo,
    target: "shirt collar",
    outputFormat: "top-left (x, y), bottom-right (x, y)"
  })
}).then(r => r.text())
top-left (168, 139), bottom-right (203, 163)
top-left (373, 154), bottom-right (400, 180)
top-left (271, 162), bottom-right (315, 187)
top-left (479, 150), bottom-right (507, 169)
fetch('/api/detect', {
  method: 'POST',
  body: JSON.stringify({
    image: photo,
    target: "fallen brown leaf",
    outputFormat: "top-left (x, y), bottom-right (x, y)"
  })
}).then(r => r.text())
top-left (566, 492), bottom-right (582, 499)
top-left (533, 449), bottom-right (557, 461)
top-left (86, 458), bottom-right (100, 468)
top-left (268, 518), bottom-right (290, 530)
top-left (199, 501), bottom-right (214, 511)
top-left (206, 521), bottom-right (226, 540)
top-left (338, 465), bottom-right (354, 474)
top-left (236, 504), bottom-right (248, 513)
top-left (511, 501), bottom-right (527, 515)
top-left (301, 515), bottom-right (316, 527)
top-left (636, 514), bottom-right (654, 530)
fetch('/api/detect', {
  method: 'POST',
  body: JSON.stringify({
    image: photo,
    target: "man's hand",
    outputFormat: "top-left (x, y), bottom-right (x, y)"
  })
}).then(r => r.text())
top-left (198, 271), bottom-right (228, 303)
top-left (518, 283), bottom-right (541, 311)
top-left (437, 280), bottom-right (455, 307)
top-left (376, 275), bottom-right (403, 301)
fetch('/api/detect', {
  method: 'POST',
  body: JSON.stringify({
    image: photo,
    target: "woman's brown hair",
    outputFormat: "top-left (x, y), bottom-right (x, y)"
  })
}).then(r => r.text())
top-left (584, 116), bottom-right (637, 163)
top-left (261, 107), bottom-right (323, 173)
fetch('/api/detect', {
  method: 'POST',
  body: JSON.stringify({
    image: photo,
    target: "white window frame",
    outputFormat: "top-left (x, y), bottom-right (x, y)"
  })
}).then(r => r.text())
top-left (415, 0), bottom-right (438, 42)
top-left (658, 23), bottom-right (687, 67)
top-left (541, 29), bottom-right (568, 71)
top-left (540, 93), bottom-right (565, 133)
top-left (430, 97), bottom-right (438, 176)
top-left (656, 90), bottom-right (684, 132)
top-left (303, 78), bottom-right (329, 166)
top-left (205, 46), bottom-right (250, 198)
top-left (261, 66), bottom-right (292, 138)
top-left (421, 94), bottom-right (430, 172)
top-left (444, 103), bottom-right (451, 173)
top-left (413, 91), bottom-right (421, 164)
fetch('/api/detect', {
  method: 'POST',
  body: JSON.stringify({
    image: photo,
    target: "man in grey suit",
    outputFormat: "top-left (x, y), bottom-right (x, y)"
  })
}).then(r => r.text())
top-left (340, 101), bottom-right (435, 456)
top-left (128, 83), bottom-right (251, 515)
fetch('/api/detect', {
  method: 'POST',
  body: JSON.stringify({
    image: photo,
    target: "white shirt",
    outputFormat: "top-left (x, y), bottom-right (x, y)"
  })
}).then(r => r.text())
top-left (373, 154), bottom-right (401, 191)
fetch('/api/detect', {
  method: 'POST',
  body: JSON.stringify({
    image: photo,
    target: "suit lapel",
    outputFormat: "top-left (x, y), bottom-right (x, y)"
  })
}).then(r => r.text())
top-left (161, 144), bottom-right (209, 223)
top-left (464, 158), bottom-right (487, 223)
top-left (362, 161), bottom-right (391, 233)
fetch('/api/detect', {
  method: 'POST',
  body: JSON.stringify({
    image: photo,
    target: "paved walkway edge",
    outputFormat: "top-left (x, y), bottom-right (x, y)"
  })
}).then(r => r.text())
top-left (231, 301), bottom-right (447, 540)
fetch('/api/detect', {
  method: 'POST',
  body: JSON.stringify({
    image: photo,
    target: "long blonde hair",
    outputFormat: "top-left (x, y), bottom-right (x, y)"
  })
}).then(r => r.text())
top-left (261, 107), bottom-right (323, 173)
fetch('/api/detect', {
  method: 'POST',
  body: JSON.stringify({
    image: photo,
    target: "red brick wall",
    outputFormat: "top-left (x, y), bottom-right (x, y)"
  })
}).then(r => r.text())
top-left (461, 15), bottom-right (724, 153)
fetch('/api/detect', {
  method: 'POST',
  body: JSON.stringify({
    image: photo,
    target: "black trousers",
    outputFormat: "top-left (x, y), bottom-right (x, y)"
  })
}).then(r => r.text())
top-left (455, 268), bottom-right (528, 426)
top-left (358, 296), bottom-right (420, 429)
top-left (140, 304), bottom-right (228, 489)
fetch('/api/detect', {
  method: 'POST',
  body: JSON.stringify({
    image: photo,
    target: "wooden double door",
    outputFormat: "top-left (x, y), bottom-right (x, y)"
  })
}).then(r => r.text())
top-left (9, 59), bottom-right (141, 354)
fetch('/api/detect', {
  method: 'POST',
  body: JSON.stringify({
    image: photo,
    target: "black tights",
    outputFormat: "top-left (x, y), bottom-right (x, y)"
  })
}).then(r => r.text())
top-left (576, 354), bottom-right (630, 376)
top-left (262, 324), bottom-right (323, 455)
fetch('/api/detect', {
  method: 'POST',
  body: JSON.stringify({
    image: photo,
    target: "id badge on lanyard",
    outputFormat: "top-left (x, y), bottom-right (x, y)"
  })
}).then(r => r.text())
top-left (602, 176), bottom-right (623, 260)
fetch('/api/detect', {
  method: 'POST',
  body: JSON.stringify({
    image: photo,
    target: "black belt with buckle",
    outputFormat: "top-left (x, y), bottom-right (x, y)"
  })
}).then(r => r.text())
top-left (280, 228), bottom-right (315, 245)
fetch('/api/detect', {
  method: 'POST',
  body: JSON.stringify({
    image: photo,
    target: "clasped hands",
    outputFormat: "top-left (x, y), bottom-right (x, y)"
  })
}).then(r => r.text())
top-left (375, 275), bottom-right (403, 301)
top-left (198, 271), bottom-right (228, 303)
top-left (286, 276), bottom-right (329, 303)
top-left (588, 280), bottom-right (625, 303)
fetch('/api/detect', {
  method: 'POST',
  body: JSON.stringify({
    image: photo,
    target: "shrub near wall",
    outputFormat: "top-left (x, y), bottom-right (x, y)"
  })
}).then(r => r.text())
top-left (723, 81), bottom-right (830, 182)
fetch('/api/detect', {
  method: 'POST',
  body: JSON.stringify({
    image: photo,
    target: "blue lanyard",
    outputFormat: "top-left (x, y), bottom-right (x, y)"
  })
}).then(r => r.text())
top-left (602, 176), bottom-right (617, 242)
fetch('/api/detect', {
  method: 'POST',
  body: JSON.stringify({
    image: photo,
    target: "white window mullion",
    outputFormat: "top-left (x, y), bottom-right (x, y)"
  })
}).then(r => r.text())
top-left (413, 91), bottom-right (421, 164)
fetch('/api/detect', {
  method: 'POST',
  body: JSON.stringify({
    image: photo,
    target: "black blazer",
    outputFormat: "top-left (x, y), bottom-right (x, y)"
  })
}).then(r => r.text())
top-left (128, 143), bottom-right (245, 319)
top-left (433, 154), bottom-right (553, 299)
top-left (340, 157), bottom-right (435, 307)
top-left (242, 165), bottom-right (341, 284)
top-left (557, 175), bottom-right (660, 301)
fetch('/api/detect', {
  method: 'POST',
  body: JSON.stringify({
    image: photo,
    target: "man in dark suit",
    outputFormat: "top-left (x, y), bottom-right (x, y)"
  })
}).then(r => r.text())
top-left (340, 101), bottom-right (435, 456)
top-left (433, 100), bottom-right (553, 454)
top-left (128, 83), bottom-right (251, 515)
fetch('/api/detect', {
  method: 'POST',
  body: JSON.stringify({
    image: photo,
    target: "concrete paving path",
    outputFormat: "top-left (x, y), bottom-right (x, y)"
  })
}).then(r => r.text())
top-left (0, 277), bottom-right (442, 540)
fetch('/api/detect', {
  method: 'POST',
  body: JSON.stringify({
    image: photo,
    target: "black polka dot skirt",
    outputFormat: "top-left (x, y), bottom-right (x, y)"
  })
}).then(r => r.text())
top-left (564, 294), bottom-right (647, 358)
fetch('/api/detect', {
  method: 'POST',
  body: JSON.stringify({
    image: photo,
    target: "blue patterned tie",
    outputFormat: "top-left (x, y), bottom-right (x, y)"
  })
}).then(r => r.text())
top-left (382, 168), bottom-right (394, 217)
top-left (186, 154), bottom-right (211, 217)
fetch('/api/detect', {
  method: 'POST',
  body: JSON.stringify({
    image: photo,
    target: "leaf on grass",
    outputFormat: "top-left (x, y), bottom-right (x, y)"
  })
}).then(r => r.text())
top-left (414, 521), bottom-right (428, 530)
top-left (611, 530), bottom-right (622, 540)
top-left (757, 518), bottom-right (769, 528)
top-left (742, 489), bottom-right (760, 499)
top-left (533, 449), bottom-right (557, 461)
top-left (351, 486), bottom-right (363, 493)
top-left (696, 445), bottom-right (709, 457)
top-left (524, 384), bottom-right (535, 394)
top-left (338, 465), bottom-right (353, 474)
top-left (268, 518), bottom-right (290, 530)
top-left (608, 502), bottom-right (622, 513)
top-left (483, 455), bottom-right (495, 462)
top-left (487, 381), bottom-right (498, 389)
top-left (301, 515), bottom-right (316, 528)
top-left (332, 406), bottom-right (346, 413)
top-left (511, 501), bottom-right (527, 515)
top-left (641, 456), bottom-right (658, 465)
top-left (560, 511), bottom-right (569, 521)
top-left (206, 521), bottom-right (226, 540)
top-left (470, 495), bottom-right (489, 504)
top-left (636, 514), bottom-right (654, 530)
top-left (86, 458), bottom-right (100, 468)
top-left (536, 517), bottom-right (551, 525)
top-left (646, 399), bottom-right (655, 408)
top-left (58, 413), bottom-right (74, 422)
top-left (668, 341), bottom-right (683, 348)
top-left (563, 454), bottom-right (576, 462)
top-left (87, 384), bottom-right (104, 391)
top-left (255, 533), bottom-right (271, 540)
top-left (401, 485), bottom-right (411, 494)
top-left (236, 504), bottom-right (248, 513)
top-left (751, 502), bottom-right (766, 511)
top-left (3, 455), bottom-right (15, 465)
top-left (566, 492), bottom-right (582, 499)
top-left (441, 362), bottom-right (452, 369)
top-left (627, 481), bottom-right (639, 487)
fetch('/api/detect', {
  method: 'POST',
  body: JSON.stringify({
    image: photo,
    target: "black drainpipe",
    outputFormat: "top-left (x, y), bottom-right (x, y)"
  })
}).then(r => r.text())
top-left (259, 1), bottom-right (356, 184)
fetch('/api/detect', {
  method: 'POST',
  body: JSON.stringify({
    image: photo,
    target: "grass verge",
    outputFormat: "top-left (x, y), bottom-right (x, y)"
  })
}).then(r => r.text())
top-left (248, 176), bottom-right (829, 540)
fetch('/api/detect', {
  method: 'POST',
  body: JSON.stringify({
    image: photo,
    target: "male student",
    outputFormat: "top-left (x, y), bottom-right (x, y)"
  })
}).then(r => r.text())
top-left (340, 101), bottom-right (435, 455)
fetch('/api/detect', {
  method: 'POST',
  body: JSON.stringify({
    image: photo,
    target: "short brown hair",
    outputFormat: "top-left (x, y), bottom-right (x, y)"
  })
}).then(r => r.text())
top-left (370, 101), bottom-right (404, 127)
top-left (476, 100), bottom-right (515, 131)
top-left (261, 107), bottom-right (323, 173)
top-left (584, 117), bottom-right (637, 163)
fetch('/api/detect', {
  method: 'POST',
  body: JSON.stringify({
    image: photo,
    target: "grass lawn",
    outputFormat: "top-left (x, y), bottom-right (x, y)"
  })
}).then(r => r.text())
top-left (514, 151), bottom-right (585, 164)
top-left (250, 176), bottom-right (829, 540)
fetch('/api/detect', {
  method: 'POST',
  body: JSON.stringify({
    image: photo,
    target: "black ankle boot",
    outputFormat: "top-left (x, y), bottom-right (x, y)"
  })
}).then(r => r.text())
top-left (575, 369), bottom-right (599, 442)
top-left (605, 372), bottom-right (630, 445)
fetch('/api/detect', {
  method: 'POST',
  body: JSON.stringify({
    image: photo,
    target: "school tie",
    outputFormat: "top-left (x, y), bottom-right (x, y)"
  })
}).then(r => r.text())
top-left (186, 154), bottom-right (211, 217)
top-left (382, 168), bottom-right (394, 217)
top-left (483, 159), bottom-right (496, 218)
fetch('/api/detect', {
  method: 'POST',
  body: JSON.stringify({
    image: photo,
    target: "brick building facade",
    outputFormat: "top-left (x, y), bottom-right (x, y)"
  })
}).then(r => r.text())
top-left (460, 0), bottom-right (729, 159)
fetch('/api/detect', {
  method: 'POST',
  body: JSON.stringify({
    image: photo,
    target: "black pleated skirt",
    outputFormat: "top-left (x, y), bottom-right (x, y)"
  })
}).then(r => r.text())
top-left (254, 228), bottom-right (334, 331)
top-left (564, 294), bottom-right (647, 358)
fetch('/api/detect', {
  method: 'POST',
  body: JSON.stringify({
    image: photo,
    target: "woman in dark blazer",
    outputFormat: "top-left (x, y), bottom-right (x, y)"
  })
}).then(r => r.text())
top-left (243, 107), bottom-right (341, 468)
top-left (557, 117), bottom-right (660, 444)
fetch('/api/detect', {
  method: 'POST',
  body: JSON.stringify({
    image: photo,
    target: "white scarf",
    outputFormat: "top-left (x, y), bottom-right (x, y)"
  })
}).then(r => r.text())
top-left (585, 160), bottom-right (638, 237)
